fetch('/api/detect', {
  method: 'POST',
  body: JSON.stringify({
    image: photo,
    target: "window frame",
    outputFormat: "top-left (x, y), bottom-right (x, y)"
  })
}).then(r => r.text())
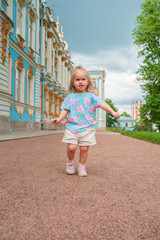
top-left (16, 0), bottom-right (26, 46)
top-left (15, 67), bottom-right (21, 102)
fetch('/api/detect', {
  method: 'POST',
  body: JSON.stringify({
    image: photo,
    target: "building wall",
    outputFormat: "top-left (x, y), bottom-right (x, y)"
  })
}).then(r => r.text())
top-left (131, 100), bottom-right (143, 120)
top-left (85, 66), bottom-right (106, 128)
top-left (0, 0), bottom-right (73, 133)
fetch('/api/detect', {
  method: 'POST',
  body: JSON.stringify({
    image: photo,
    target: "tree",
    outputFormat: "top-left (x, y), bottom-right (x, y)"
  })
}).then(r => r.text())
top-left (135, 104), bottom-right (153, 131)
top-left (105, 98), bottom-right (118, 127)
top-left (120, 112), bottom-right (131, 117)
top-left (132, 0), bottom-right (160, 131)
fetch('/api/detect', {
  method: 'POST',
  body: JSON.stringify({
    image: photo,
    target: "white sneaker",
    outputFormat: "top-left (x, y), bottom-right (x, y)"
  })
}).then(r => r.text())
top-left (78, 163), bottom-right (87, 177)
top-left (66, 161), bottom-right (76, 175)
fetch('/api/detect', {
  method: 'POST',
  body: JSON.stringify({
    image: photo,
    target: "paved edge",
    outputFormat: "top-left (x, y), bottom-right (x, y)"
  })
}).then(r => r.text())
top-left (0, 130), bottom-right (65, 142)
top-left (0, 129), bottom-right (121, 142)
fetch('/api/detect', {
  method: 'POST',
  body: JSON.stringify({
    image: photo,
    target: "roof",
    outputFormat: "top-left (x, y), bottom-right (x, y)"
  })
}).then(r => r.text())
top-left (118, 116), bottom-right (136, 122)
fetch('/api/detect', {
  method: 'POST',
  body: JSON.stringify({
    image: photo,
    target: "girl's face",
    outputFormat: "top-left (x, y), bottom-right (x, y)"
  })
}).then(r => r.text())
top-left (73, 71), bottom-right (89, 94)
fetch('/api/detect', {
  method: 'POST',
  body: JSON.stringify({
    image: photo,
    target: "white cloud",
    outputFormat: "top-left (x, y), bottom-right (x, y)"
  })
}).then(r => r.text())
top-left (72, 45), bottom-right (144, 114)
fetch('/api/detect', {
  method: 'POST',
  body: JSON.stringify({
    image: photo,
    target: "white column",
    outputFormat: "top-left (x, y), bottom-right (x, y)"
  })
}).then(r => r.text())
top-left (61, 57), bottom-right (65, 87)
top-left (52, 45), bottom-right (55, 80)
top-left (42, 20), bottom-right (47, 67)
top-left (65, 65), bottom-right (67, 89)
top-left (47, 32), bottom-right (52, 74)
top-left (58, 50), bottom-right (62, 84)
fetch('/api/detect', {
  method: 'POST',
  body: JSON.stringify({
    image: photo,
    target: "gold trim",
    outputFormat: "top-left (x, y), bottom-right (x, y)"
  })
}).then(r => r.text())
top-left (58, 50), bottom-right (62, 56)
top-left (55, 57), bottom-right (58, 65)
top-left (17, 56), bottom-right (24, 69)
top-left (28, 66), bottom-right (34, 76)
top-left (44, 84), bottom-right (48, 91)
top-left (29, 50), bottom-right (34, 59)
top-left (29, 8), bottom-right (35, 20)
top-left (1, 21), bottom-right (9, 64)
top-left (18, 39), bottom-right (24, 49)
top-left (43, 19), bottom-right (47, 28)
top-left (47, 32), bottom-right (53, 39)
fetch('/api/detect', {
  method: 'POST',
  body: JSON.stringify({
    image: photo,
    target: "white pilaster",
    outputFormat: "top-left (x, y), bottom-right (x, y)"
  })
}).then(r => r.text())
top-left (47, 36), bottom-right (52, 74)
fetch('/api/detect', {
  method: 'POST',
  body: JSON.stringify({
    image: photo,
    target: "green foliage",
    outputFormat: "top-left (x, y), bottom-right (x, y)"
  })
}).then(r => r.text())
top-left (120, 111), bottom-right (131, 117)
top-left (121, 131), bottom-right (160, 144)
top-left (106, 128), bottom-right (160, 144)
top-left (136, 104), bottom-right (153, 131)
top-left (105, 98), bottom-right (118, 127)
top-left (132, 0), bottom-right (160, 131)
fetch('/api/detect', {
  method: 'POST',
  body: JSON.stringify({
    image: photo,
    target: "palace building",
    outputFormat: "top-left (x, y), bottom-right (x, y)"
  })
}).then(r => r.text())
top-left (131, 100), bottom-right (143, 121)
top-left (85, 65), bottom-right (106, 128)
top-left (0, 0), bottom-right (73, 134)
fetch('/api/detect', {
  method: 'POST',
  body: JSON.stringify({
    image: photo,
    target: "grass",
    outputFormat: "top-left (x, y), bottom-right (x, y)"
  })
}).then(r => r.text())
top-left (106, 128), bottom-right (160, 144)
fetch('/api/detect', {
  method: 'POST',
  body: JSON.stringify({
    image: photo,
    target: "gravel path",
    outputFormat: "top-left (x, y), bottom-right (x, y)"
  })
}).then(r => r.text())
top-left (0, 129), bottom-right (160, 239)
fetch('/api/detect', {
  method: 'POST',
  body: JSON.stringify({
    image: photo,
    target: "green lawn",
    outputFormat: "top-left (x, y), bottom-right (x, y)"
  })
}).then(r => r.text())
top-left (106, 128), bottom-right (160, 144)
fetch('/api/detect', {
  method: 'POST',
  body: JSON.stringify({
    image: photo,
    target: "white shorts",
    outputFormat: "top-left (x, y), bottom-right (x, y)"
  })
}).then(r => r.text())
top-left (62, 128), bottom-right (96, 146)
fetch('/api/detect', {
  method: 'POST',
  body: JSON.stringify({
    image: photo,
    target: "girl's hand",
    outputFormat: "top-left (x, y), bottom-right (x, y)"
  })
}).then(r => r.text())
top-left (51, 118), bottom-right (61, 125)
top-left (112, 111), bottom-right (120, 118)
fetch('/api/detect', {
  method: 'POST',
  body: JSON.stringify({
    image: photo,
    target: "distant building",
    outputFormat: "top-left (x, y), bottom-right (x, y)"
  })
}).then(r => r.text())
top-left (84, 65), bottom-right (106, 128)
top-left (114, 116), bottom-right (136, 129)
top-left (131, 100), bottom-right (143, 120)
top-left (0, 1), bottom-right (73, 134)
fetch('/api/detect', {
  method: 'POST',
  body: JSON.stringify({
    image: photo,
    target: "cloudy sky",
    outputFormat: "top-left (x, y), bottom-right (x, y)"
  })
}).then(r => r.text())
top-left (46, 0), bottom-right (144, 114)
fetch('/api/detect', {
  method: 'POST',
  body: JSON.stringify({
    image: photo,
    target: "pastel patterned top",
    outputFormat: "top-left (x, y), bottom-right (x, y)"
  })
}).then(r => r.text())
top-left (61, 92), bottom-right (103, 133)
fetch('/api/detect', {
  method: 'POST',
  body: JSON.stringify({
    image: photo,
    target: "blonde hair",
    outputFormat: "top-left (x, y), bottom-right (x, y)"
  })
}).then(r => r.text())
top-left (69, 66), bottom-right (92, 93)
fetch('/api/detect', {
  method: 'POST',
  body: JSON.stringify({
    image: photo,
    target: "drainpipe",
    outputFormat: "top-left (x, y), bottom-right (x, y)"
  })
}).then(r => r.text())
top-left (40, 1), bottom-right (47, 128)
top-left (41, 68), bottom-right (45, 125)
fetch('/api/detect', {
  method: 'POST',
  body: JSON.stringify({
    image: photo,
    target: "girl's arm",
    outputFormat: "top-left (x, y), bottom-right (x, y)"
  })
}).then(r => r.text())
top-left (99, 102), bottom-right (120, 118)
top-left (51, 109), bottom-right (69, 124)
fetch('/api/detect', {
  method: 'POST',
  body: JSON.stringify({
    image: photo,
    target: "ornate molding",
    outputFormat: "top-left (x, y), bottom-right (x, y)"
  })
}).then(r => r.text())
top-left (29, 50), bottom-right (34, 59)
top-left (1, 21), bottom-right (9, 65)
top-left (27, 109), bottom-right (35, 119)
top-left (65, 62), bottom-right (69, 67)
top-left (29, 8), bottom-right (36, 20)
top-left (43, 19), bottom-right (47, 28)
top-left (44, 109), bottom-right (48, 117)
top-left (45, 42), bottom-right (47, 51)
top-left (53, 42), bottom-right (57, 48)
top-left (28, 66), bottom-right (34, 76)
top-left (62, 57), bottom-right (66, 62)
top-left (58, 50), bottom-right (62, 56)
top-left (21, 0), bottom-right (27, 6)
top-left (44, 84), bottom-right (48, 91)
top-left (15, 106), bottom-right (25, 118)
top-left (18, 39), bottom-right (24, 49)
top-left (17, 56), bottom-right (24, 69)
top-left (55, 57), bottom-right (58, 65)
top-left (47, 32), bottom-right (53, 39)
top-left (49, 90), bottom-right (54, 94)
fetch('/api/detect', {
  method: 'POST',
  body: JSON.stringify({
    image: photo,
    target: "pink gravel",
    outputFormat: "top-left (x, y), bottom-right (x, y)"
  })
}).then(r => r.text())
top-left (0, 129), bottom-right (160, 239)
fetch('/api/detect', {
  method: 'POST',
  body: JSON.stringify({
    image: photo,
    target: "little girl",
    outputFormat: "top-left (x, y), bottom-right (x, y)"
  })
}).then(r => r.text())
top-left (51, 66), bottom-right (119, 177)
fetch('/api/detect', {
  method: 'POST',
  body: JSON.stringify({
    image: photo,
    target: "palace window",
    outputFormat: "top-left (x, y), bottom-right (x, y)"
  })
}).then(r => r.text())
top-left (28, 18), bottom-right (33, 48)
top-left (15, 68), bottom-right (21, 102)
top-left (27, 75), bottom-right (32, 105)
top-left (8, 54), bottom-right (12, 95)
top-left (16, 0), bottom-right (27, 45)
top-left (28, 6), bottom-right (37, 53)
top-left (7, 2), bottom-right (13, 21)
top-left (17, 1), bottom-right (23, 35)
top-left (92, 81), bottom-right (96, 88)
top-left (27, 66), bottom-right (34, 105)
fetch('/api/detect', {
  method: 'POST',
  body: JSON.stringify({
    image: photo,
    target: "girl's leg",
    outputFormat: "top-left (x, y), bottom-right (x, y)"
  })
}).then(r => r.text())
top-left (66, 144), bottom-right (78, 175)
top-left (78, 146), bottom-right (89, 177)
top-left (67, 143), bottom-right (78, 161)
top-left (79, 146), bottom-right (89, 164)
